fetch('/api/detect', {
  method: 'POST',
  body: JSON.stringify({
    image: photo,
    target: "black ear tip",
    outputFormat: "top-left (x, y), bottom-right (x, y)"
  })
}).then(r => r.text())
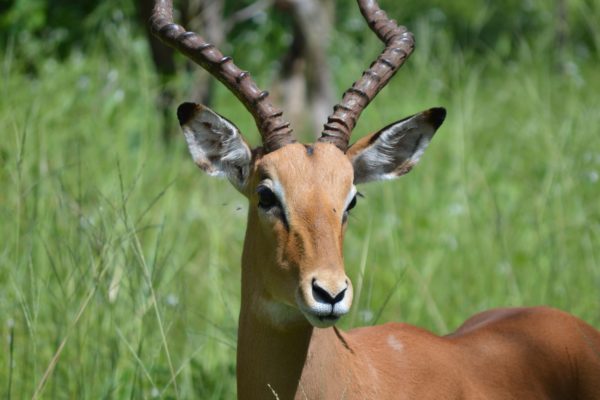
top-left (177, 102), bottom-right (200, 125)
top-left (427, 107), bottom-right (447, 129)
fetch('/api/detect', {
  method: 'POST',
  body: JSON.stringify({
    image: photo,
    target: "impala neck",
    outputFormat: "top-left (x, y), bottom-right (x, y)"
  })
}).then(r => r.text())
top-left (236, 211), bottom-right (365, 399)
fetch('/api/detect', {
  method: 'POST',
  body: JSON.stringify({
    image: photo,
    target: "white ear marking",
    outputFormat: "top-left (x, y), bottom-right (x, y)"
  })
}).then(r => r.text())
top-left (349, 108), bottom-right (445, 184)
top-left (178, 103), bottom-right (252, 191)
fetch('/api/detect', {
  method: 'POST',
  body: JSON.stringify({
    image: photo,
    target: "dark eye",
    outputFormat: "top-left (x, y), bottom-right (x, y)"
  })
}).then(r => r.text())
top-left (257, 186), bottom-right (280, 210)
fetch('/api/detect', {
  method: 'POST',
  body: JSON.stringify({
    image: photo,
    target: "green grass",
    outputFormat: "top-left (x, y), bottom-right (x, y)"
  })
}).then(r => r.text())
top-left (1, 20), bottom-right (600, 400)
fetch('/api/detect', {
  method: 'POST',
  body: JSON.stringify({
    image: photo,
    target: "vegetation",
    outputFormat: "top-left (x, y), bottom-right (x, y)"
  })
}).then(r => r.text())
top-left (1, 1), bottom-right (599, 398)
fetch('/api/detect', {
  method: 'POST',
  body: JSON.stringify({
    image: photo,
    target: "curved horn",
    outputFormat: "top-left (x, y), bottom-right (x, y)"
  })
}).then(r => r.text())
top-left (319, 0), bottom-right (415, 152)
top-left (150, 0), bottom-right (295, 153)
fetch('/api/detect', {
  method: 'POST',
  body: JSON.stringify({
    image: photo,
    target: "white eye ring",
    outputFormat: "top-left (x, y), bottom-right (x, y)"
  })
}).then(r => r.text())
top-left (341, 186), bottom-right (358, 221)
top-left (256, 179), bottom-right (289, 227)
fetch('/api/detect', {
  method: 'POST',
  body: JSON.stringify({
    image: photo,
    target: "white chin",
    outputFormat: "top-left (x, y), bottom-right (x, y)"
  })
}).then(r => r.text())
top-left (302, 311), bottom-right (342, 328)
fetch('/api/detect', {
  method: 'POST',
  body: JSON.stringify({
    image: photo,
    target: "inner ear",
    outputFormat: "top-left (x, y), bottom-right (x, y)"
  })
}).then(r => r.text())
top-left (347, 108), bottom-right (446, 184)
top-left (178, 103), bottom-right (253, 191)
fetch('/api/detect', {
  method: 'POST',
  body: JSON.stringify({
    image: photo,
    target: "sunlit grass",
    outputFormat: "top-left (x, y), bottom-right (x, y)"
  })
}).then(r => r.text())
top-left (1, 20), bottom-right (599, 399)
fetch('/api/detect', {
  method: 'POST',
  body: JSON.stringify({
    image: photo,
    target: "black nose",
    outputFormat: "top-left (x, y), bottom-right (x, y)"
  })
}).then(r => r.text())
top-left (312, 280), bottom-right (346, 305)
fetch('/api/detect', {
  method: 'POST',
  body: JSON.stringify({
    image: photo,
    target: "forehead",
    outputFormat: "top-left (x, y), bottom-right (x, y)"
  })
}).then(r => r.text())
top-left (256, 142), bottom-right (354, 195)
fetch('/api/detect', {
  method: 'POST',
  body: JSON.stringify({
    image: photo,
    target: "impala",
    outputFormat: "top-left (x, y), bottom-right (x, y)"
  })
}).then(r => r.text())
top-left (151, 0), bottom-right (600, 398)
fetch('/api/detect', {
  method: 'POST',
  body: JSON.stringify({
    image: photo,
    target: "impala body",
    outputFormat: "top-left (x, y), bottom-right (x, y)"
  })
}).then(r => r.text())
top-left (151, 0), bottom-right (600, 398)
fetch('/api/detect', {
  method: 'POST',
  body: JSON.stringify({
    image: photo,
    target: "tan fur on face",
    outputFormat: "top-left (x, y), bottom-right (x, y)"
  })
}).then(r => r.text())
top-left (245, 143), bottom-right (354, 318)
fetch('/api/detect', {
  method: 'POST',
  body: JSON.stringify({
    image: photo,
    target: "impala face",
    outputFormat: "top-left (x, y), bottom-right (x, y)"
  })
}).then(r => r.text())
top-left (252, 143), bottom-right (356, 327)
top-left (178, 103), bottom-right (446, 328)
top-left (152, 0), bottom-right (444, 330)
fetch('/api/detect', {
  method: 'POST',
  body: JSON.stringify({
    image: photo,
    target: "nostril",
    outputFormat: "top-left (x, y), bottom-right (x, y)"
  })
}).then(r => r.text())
top-left (312, 281), bottom-right (346, 305)
top-left (312, 281), bottom-right (334, 304)
top-left (333, 288), bottom-right (346, 303)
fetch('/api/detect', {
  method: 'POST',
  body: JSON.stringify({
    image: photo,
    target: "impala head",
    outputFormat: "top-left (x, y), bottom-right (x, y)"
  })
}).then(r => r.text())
top-left (152, 0), bottom-right (446, 328)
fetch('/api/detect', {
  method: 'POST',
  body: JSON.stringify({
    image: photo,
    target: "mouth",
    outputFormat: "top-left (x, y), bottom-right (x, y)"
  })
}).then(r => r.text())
top-left (318, 314), bottom-right (340, 323)
top-left (302, 310), bottom-right (341, 328)
top-left (295, 286), bottom-right (352, 328)
top-left (297, 299), bottom-right (347, 328)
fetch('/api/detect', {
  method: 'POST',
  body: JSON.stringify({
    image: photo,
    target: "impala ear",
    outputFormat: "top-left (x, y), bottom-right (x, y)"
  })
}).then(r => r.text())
top-left (178, 103), bottom-right (253, 191)
top-left (347, 108), bottom-right (446, 184)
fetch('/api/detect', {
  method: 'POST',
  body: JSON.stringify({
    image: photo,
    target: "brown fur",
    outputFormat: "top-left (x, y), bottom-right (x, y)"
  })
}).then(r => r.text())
top-left (180, 108), bottom-right (600, 399)
top-left (231, 143), bottom-right (600, 399)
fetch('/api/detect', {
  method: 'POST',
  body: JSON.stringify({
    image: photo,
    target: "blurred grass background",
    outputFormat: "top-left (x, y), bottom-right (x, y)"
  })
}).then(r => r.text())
top-left (1, 0), bottom-right (600, 398)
